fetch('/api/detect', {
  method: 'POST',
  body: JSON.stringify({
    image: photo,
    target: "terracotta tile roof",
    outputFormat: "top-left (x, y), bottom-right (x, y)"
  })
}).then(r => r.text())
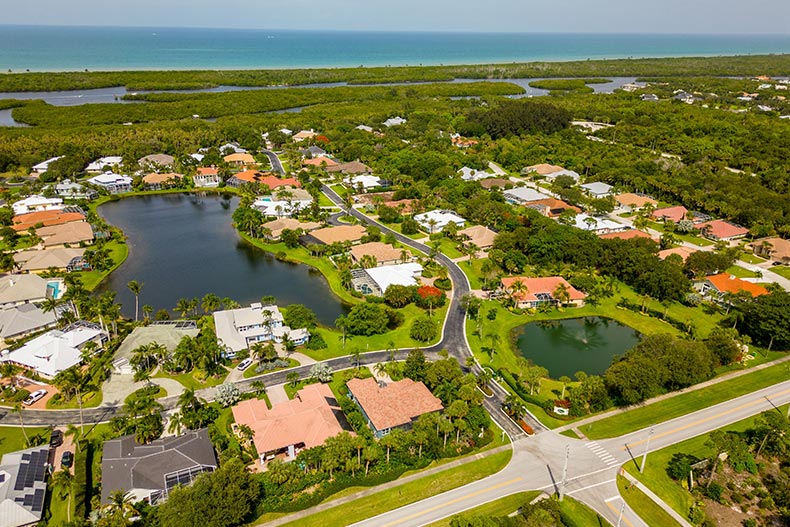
top-left (349, 242), bottom-right (404, 264)
top-left (12, 210), bottom-right (85, 232)
top-left (224, 153), bottom-right (256, 164)
top-left (500, 276), bottom-right (587, 302)
top-left (382, 199), bottom-right (416, 213)
top-left (525, 163), bottom-right (565, 175)
top-left (307, 225), bottom-right (367, 245)
top-left (326, 160), bottom-right (372, 174)
top-left (346, 377), bottom-right (443, 431)
top-left (36, 221), bottom-right (94, 247)
top-left (598, 229), bottom-right (654, 241)
top-left (658, 246), bottom-right (697, 262)
top-left (652, 206), bottom-right (688, 223)
top-left (457, 225), bottom-right (497, 248)
top-left (751, 237), bottom-right (790, 261)
top-left (615, 193), bottom-right (658, 208)
top-left (232, 384), bottom-right (346, 455)
top-left (527, 198), bottom-right (581, 217)
top-left (696, 220), bottom-right (749, 240)
top-left (262, 218), bottom-right (322, 239)
top-left (704, 273), bottom-right (769, 297)
top-left (196, 167), bottom-right (219, 176)
top-left (303, 156), bottom-right (338, 167)
top-left (142, 172), bottom-right (183, 185)
top-left (232, 170), bottom-right (301, 189)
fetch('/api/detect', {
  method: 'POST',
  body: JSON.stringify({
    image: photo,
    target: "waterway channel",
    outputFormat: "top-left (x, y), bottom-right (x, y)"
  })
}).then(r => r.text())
top-left (94, 193), bottom-right (348, 326)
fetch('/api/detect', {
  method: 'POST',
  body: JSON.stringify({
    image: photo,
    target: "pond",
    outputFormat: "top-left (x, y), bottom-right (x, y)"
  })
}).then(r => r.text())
top-left (515, 317), bottom-right (641, 378)
top-left (94, 193), bottom-right (348, 326)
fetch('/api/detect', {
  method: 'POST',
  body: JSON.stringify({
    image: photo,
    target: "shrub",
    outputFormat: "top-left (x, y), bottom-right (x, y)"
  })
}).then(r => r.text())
top-left (433, 278), bottom-right (452, 290)
top-left (305, 333), bottom-right (327, 350)
top-left (215, 382), bottom-right (241, 407)
top-left (410, 316), bottom-right (438, 342)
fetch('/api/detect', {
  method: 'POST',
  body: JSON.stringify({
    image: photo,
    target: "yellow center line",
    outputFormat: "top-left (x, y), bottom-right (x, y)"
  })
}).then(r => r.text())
top-left (607, 500), bottom-right (635, 527)
top-left (622, 388), bottom-right (790, 451)
top-left (378, 477), bottom-right (523, 527)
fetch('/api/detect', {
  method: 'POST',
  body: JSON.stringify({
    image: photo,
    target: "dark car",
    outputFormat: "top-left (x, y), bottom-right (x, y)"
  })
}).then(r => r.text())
top-left (50, 429), bottom-right (63, 448)
top-left (60, 451), bottom-right (73, 469)
top-left (772, 261), bottom-right (784, 266)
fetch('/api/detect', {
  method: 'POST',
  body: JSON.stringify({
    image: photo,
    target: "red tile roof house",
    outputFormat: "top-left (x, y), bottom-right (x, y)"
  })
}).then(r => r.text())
top-left (499, 276), bottom-right (587, 309)
top-left (651, 205), bottom-right (688, 224)
top-left (346, 377), bottom-right (443, 438)
top-left (696, 220), bottom-right (749, 241)
top-left (694, 273), bottom-right (769, 304)
top-left (231, 383), bottom-right (348, 466)
top-left (228, 170), bottom-right (301, 190)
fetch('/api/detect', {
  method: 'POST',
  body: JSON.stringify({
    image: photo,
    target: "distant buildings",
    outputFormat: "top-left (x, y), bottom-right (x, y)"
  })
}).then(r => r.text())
top-left (522, 164), bottom-right (580, 183)
top-left (85, 156), bottom-right (123, 173)
top-left (382, 116), bottom-right (407, 127)
top-left (614, 193), bottom-right (657, 212)
top-left (51, 179), bottom-right (98, 200)
top-left (570, 214), bottom-right (625, 234)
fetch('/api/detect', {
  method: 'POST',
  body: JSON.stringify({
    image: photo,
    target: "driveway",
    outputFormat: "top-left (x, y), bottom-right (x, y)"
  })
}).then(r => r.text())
top-left (100, 374), bottom-right (185, 407)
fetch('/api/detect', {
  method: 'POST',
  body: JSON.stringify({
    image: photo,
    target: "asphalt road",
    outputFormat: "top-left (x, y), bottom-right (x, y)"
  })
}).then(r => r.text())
top-left (262, 149), bottom-right (285, 174)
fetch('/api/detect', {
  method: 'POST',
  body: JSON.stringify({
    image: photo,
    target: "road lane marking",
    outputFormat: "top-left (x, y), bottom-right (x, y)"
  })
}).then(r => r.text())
top-left (621, 388), bottom-right (790, 451)
top-left (566, 478), bottom-right (617, 495)
top-left (377, 477), bottom-right (523, 527)
top-left (607, 500), bottom-right (636, 527)
top-left (605, 495), bottom-right (620, 502)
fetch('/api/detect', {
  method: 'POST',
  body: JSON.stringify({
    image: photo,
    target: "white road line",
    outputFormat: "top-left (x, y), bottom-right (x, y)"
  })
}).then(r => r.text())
top-left (604, 495), bottom-right (622, 503)
top-left (567, 479), bottom-right (618, 495)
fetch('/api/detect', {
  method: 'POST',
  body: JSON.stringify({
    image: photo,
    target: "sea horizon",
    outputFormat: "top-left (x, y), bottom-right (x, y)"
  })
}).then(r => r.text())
top-left (2, 25), bottom-right (790, 72)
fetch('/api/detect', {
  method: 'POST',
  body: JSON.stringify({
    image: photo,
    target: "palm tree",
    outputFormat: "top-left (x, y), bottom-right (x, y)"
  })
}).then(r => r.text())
top-left (559, 376), bottom-right (571, 399)
top-left (107, 490), bottom-right (134, 517)
top-left (53, 469), bottom-right (74, 522)
top-left (201, 293), bottom-right (220, 314)
top-left (0, 363), bottom-right (21, 388)
top-left (178, 388), bottom-right (200, 414)
top-left (350, 348), bottom-right (362, 370)
top-left (127, 280), bottom-right (143, 322)
top-left (64, 424), bottom-right (82, 450)
top-left (167, 411), bottom-right (183, 435)
top-left (250, 380), bottom-right (266, 396)
top-left (175, 298), bottom-right (191, 318)
top-left (142, 304), bottom-right (153, 321)
top-left (12, 404), bottom-right (28, 443)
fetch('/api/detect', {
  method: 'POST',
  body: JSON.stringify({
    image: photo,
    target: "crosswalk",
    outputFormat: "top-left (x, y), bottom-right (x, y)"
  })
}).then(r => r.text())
top-left (586, 441), bottom-right (620, 467)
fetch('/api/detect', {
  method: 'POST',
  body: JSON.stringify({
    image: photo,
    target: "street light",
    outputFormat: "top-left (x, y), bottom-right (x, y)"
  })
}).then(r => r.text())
top-left (640, 427), bottom-right (655, 473)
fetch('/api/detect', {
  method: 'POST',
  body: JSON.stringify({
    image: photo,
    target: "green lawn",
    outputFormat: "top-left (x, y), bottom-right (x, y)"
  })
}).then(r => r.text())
top-left (317, 192), bottom-right (336, 207)
top-left (739, 252), bottom-right (766, 265)
top-left (425, 491), bottom-right (539, 526)
top-left (617, 475), bottom-right (681, 527)
top-left (78, 238), bottom-right (130, 291)
top-left (771, 265), bottom-right (790, 280)
top-left (645, 221), bottom-right (714, 247)
top-left (558, 496), bottom-right (608, 526)
top-left (430, 236), bottom-right (465, 259)
top-left (580, 361), bottom-right (790, 440)
top-left (267, 450), bottom-right (513, 527)
top-left (0, 425), bottom-right (49, 457)
top-left (459, 257), bottom-right (489, 290)
top-left (724, 265), bottom-right (760, 279)
top-left (123, 385), bottom-right (167, 404)
top-left (243, 357), bottom-right (300, 379)
top-left (46, 389), bottom-right (103, 409)
top-left (155, 369), bottom-right (228, 391)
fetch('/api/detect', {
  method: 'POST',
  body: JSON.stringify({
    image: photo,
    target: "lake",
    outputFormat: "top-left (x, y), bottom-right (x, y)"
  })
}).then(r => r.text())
top-left (94, 193), bottom-right (347, 326)
top-left (515, 317), bottom-right (641, 378)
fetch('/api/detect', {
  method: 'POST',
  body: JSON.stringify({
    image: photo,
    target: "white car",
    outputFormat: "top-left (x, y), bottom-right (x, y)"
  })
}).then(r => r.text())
top-left (237, 358), bottom-right (253, 371)
top-left (23, 389), bottom-right (47, 406)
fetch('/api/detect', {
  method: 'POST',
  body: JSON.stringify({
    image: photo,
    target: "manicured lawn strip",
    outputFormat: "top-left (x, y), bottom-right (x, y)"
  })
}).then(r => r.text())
top-left (621, 406), bottom-right (786, 519)
top-left (317, 192), bottom-right (335, 207)
top-left (46, 390), bottom-right (103, 409)
top-left (0, 426), bottom-right (49, 457)
top-left (123, 386), bottom-right (167, 404)
top-left (243, 357), bottom-right (300, 379)
top-left (724, 265), bottom-right (759, 279)
top-left (155, 370), bottom-right (227, 391)
top-left (738, 253), bottom-right (766, 265)
top-left (430, 237), bottom-right (465, 259)
top-left (644, 221), bottom-right (714, 247)
top-left (771, 265), bottom-right (790, 280)
top-left (78, 238), bottom-right (129, 291)
top-left (272, 450), bottom-right (513, 527)
top-left (617, 475), bottom-right (681, 527)
top-left (557, 496), bottom-right (608, 526)
top-left (425, 491), bottom-right (539, 527)
top-left (459, 257), bottom-right (489, 290)
top-left (579, 361), bottom-right (790, 440)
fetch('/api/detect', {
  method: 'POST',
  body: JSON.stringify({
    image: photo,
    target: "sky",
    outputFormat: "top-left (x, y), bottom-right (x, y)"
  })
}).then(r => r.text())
top-left (7, 0), bottom-right (790, 34)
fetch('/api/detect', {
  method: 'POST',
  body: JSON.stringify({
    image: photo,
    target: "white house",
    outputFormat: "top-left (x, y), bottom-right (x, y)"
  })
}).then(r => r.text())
top-left (87, 173), bottom-right (133, 194)
top-left (580, 182), bottom-right (614, 198)
top-left (85, 156), bottom-right (124, 173)
top-left (351, 262), bottom-right (423, 296)
top-left (355, 124), bottom-right (374, 133)
top-left (50, 179), bottom-right (98, 200)
top-left (458, 166), bottom-right (492, 181)
top-left (344, 175), bottom-right (383, 191)
top-left (0, 321), bottom-right (107, 378)
top-left (12, 195), bottom-right (64, 215)
top-left (571, 214), bottom-right (626, 234)
top-left (414, 210), bottom-right (466, 234)
top-left (383, 116), bottom-right (407, 127)
top-left (31, 156), bottom-right (64, 175)
top-left (252, 194), bottom-right (312, 218)
top-left (213, 303), bottom-right (309, 354)
top-left (503, 187), bottom-right (550, 205)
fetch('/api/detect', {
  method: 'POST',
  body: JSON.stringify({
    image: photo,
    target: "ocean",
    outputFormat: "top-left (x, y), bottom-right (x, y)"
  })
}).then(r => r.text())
top-left (1, 25), bottom-right (790, 72)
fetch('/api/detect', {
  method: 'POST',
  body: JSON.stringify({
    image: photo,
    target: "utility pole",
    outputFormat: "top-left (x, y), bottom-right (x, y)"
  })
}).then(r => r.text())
top-left (616, 501), bottom-right (625, 527)
top-left (559, 444), bottom-right (570, 501)
top-left (640, 427), bottom-right (655, 473)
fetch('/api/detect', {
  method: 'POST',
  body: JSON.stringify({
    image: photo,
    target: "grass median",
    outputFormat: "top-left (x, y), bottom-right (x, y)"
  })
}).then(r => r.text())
top-left (617, 475), bottom-right (681, 527)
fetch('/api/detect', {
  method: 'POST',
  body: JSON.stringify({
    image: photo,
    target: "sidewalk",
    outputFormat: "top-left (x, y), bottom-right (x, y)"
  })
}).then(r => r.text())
top-left (555, 354), bottom-right (790, 434)
top-left (621, 470), bottom-right (693, 527)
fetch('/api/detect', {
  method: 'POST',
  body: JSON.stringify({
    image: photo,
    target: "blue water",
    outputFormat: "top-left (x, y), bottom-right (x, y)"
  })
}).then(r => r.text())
top-left (1, 25), bottom-right (789, 71)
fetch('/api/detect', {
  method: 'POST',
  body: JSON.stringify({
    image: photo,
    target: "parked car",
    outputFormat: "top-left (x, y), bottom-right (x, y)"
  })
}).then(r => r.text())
top-left (50, 429), bottom-right (63, 448)
top-left (23, 389), bottom-right (47, 406)
top-left (237, 358), bottom-right (253, 371)
top-left (60, 451), bottom-right (73, 469)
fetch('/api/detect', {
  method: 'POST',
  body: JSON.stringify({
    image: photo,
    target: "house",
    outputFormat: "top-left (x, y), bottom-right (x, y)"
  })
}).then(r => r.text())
top-left (85, 156), bottom-right (123, 173)
top-left (457, 225), bottom-right (497, 250)
top-left (213, 303), bottom-right (309, 354)
top-left (0, 445), bottom-right (51, 527)
top-left (450, 134), bottom-right (479, 148)
top-left (0, 274), bottom-right (52, 308)
top-left (231, 384), bottom-right (347, 465)
top-left (0, 304), bottom-right (57, 342)
top-left (138, 154), bottom-right (175, 170)
top-left (292, 129), bottom-right (317, 142)
top-left (36, 221), bottom-right (94, 248)
top-left (598, 229), bottom-right (654, 241)
top-left (479, 178), bottom-right (509, 190)
top-left (614, 193), bottom-right (658, 212)
top-left (51, 179), bottom-right (97, 200)
top-left (194, 167), bottom-right (221, 188)
top-left (87, 173), bottom-right (133, 194)
top-left (252, 189), bottom-right (313, 218)
top-left (499, 276), bottom-right (587, 309)
top-left (571, 214), bottom-right (625, 234)
top-left (355, 124), bottom-right (374, 133)
top-left (458, 166), bottom-right (490, 181)
top-left (101, 428), bottom-right (217, 505)
top-left (302, 156), bottom-right (338, 169)
top-left (351, 262), bottom-right (423, 296)
top-left (503, 187), bottom-right (550, 205)
top-left (228, 171), bottom-right (301, 190)
top-left (523, 164), bottom-right (580, 183)
top-left (189, 153), bottom-right (205, 163)
top-left (326, 160), bottom-right (372, 175)
top-left (346, 377), bottom-right (443, 438)
top-left (641, 94), bottom-right (660, 102)
top-left (526, 198), bottom-right (581, 218)
top-left (223, 153), bottom-right (256, 167)
top-left (12, 210), bottom-right (85, 232)
top-left (750, 237), bottom-right (790, 264)
top-left (696, 220), bottom-right (749, 241)
top-left (695, 273), bottom-right (769, 302)
top-left (112, 321), bottom-right (199, 375)
top-left (344, 175), bottom-right (383, 191)
top-left (30, 155), bottom-right (64, 177)
top-left (12, 196), bottom-right (64, 216)
top-left (658, 246), bottom-right (697, 262)
top-left (652, 205), bottom-right (688, 223)
top-left (299, 145), bottom-right (327, 158)
top-left (217, 142), bottom-right (247, 154)
top-left (301, 225), bottom-right (367, 246)
top-left (383, 116), bottom-right (407, 127)
top-left (142, 172), bottom-right (183, 190)
top-left (580, 182), bottom-right (614, 198)
top-left (350, 242), bottom-right (406, 267)
top-left (414, 210), bottom-right (466, 234)
top-left (0, 321), bottom-right (107, 378)
top-left (261, 218), bottom-right (322, 241)
top-left (13, 248), bottom-right (86, 273)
